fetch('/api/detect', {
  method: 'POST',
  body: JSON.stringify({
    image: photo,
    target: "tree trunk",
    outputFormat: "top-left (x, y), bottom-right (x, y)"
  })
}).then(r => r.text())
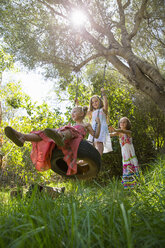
top-left (106, 51), bottom-right (165, 114)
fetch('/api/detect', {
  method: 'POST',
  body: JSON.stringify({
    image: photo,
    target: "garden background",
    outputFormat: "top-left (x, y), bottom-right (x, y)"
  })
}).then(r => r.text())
top-left (0, 0), bottom-right (165, 247)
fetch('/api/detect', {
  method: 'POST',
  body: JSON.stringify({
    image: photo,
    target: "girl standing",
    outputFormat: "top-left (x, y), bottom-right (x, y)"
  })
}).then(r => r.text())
top-left (109, 117), bottom-right (140, 189)
top-left (88, 88), bottom-right (113, 155)
top-left (5, 106), bottom-right (101, 176)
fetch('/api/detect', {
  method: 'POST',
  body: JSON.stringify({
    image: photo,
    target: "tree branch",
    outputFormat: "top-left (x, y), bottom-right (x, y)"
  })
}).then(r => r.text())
top-left (150, 29), bottom-right (165, 47)
top-left (76, 0), bottom-right (109, 38)
top-left (42, 0), bottom-right (121, 54)
top-left (107, 55), bottom-right (165, 107)
top-left (73, 54), bottom-right (103, 72)
top-left (128, 0), bottom-right (148, 40)
top-left (37, 0), bottom-right (68, 19)
top-left (42, 54), bottom-right (75, 70)
top-left (106, 55), bottom-right (132, 81)
top-left (81, 28), bottom-right (108, 53)
top-left (134, 56), bottom-right (165, 92)
top-left (95, 0), bottom-right (107, 26)
top-left (116, 0), bottom-right (130, 47)
top-left (123, 0), bottom-right (131, 9)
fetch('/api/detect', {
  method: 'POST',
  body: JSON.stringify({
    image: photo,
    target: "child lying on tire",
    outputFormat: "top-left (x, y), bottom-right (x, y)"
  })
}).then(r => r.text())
top-left (4, 106), bottom-right (101, 175)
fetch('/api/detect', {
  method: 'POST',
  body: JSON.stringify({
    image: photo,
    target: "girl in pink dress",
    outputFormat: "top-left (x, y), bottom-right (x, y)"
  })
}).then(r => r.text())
top-left (109, 117), bottom-right (140, 189)
top-left (5, 106), bottom-right (101, 176)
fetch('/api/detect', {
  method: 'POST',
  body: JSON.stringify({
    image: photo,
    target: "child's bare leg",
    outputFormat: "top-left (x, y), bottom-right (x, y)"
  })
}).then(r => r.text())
top-left (44, 128), bottom-right (72, 146)
top-left (23, 133), bottom-right (42, 142)
top-left (4, 126), bottom-right (42, 147)
top-left (94, 141), bottom-right (103, 156)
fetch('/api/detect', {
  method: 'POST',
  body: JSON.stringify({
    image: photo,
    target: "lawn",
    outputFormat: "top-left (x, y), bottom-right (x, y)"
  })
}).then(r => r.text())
top-left (0, 155), bottom-right (165, 248)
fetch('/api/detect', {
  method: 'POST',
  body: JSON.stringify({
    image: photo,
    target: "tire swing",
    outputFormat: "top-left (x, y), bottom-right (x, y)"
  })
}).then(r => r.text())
top-left (50, 139), bottom-right (101, 179)
top-left (50, 72), bottom-right (102, 180)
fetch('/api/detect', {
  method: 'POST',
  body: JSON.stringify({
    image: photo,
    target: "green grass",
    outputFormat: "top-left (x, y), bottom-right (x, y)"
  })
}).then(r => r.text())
top-left (0, 156), bottom-right (165, 248)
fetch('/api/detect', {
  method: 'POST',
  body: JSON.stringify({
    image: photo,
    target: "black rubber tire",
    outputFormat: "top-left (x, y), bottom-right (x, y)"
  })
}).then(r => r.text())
top-left (50, 140), bottom-right (101, 179)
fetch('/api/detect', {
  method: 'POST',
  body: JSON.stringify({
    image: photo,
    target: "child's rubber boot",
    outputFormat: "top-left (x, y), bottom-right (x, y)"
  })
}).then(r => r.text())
top-left (44, 128), bottom-right (65, 147)
top-left (4, 126), bottom-right (25, 147)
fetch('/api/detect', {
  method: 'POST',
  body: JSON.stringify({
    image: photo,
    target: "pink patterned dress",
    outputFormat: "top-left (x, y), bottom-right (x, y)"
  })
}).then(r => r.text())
top-left (119, 134), bottom-right (140, 189)
top-left (30, 124), bottom-right (87, 175)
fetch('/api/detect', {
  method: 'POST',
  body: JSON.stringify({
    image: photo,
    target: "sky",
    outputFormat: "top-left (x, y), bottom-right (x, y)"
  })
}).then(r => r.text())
top-left (3, 69), bottom-right (54, 103)
top-left (2, 66), bottom-right (71, 113)
top-left (1, 10), bottom-right (87, 114)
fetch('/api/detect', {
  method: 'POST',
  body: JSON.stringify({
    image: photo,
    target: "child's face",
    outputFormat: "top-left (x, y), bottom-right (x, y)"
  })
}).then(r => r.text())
top-left (71, 108), bottom-right (83, 121)
top-left (91, 97), bottom-right (100, 110)
top-left (119, 118), bottom-right (128, 130)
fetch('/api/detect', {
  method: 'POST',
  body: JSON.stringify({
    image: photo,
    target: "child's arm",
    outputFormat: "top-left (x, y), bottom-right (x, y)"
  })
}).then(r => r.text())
top-left (109, 126), bottom-right (132, 137)
top-left (87, 110), bottom-right (92, 122)
top-left (114, 129), bottom-right (132, 136)
top-left (109, 126), bottom-right (119, 137)
top-left (110, 132), bottom-right (119, 137)
top-left (101, 88), bottom-right (108, 115)
top-left (86, 117), bottom-right (101, 138)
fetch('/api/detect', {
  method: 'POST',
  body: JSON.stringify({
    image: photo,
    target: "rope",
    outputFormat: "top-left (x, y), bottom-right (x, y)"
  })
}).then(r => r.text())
top-left (76, 72), bottom-right (79, 101)
top-left (101, 60), bottom-right (107, 97)
top-left (74, 72), bottom-right (79, 106)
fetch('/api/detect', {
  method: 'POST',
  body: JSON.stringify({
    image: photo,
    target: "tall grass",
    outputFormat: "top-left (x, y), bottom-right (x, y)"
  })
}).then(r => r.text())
top-left (0, 155), bottom-right (165, 248)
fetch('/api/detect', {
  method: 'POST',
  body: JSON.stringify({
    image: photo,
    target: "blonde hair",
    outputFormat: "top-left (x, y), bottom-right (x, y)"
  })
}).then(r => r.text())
top-left (89, 95), bottom-right (104, 111)
top-left (74, 106), bottom-right (88, 118)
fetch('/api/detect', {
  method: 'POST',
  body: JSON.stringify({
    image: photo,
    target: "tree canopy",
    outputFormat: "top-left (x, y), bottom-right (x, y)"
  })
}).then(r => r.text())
top-left (0, 0), bottom-right (165, 113)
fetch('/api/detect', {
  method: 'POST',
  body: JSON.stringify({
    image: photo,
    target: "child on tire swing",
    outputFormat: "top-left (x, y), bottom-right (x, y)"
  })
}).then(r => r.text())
top-left (4, 106), bottom-right (101, 176)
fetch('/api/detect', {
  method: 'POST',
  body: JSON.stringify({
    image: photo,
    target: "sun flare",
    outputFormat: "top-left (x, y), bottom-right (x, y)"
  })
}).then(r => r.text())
top-left (71, 10), bottom-right (86, 27)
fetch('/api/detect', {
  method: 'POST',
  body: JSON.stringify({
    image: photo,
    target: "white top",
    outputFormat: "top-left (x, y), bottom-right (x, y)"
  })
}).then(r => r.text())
top-left (88, 108), bottom-right (113, 153)
top-left (119, 134), bottom-right (138, 167)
